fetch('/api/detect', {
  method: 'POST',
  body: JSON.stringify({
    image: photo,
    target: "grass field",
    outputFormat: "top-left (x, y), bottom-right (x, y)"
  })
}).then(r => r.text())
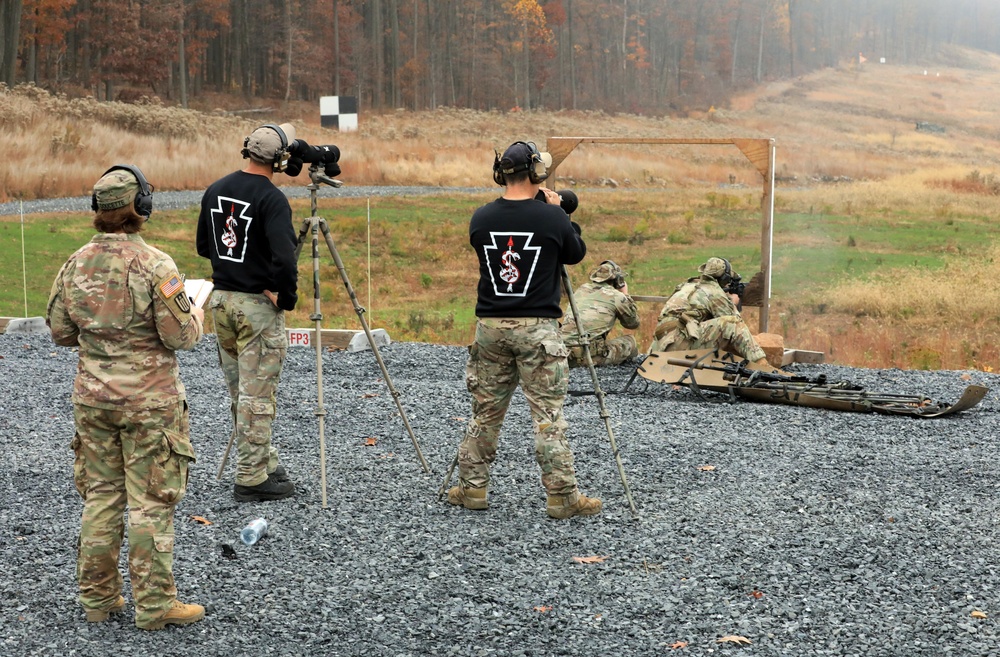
top-left (4, 186), bottom-right (999, 371)
top-left (4, 47), bottom-right (1000, 370)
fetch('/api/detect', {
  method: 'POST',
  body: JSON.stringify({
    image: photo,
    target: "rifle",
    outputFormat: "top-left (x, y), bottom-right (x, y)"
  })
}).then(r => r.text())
top-left (635, 348), bottom-right (988, 418)
top-left (666, 352), bottom-right (828, 387)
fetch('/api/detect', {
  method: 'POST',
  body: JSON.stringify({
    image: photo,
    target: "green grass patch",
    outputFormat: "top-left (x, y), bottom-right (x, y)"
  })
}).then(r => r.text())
top-left (3, 192), bottom-right (998, 346)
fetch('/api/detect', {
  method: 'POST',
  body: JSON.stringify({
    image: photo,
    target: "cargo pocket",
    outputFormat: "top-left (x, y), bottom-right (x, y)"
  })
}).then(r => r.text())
top-left (150, 429), bottom-right (196, 506)
top-left (70, 433), bottom-right (87, 499)
top-left (262, 330), bottom-right (287, 351)
top-left (540, 340), bottom-right (570, 393)
top-left (542, 340), bottom-right (570, 360)
top-left (259, 328), bottom-right (288, 385)
top-left (153, 533), bottom-right (174, 554)
top-left (465, 342), bottom-right (480, 393)
top-left (247, 399), bottom-right (276, 445)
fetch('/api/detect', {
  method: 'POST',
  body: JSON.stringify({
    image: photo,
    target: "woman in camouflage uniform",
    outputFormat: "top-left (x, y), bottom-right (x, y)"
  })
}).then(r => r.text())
top-left (46, 165), bottom-right (206, 630)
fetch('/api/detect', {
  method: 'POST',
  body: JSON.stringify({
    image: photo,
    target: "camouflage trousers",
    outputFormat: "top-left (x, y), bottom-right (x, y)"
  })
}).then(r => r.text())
top-left (457, 317), bottom-right (579, 496)
top-left (651, 315), bottom-right (766, 362)
top-left (71, 400), bottom-right (195, 626)
top-left (567, 335), bottom-right (638, 368)
top-left (211, 291), bottom-right (286, 487)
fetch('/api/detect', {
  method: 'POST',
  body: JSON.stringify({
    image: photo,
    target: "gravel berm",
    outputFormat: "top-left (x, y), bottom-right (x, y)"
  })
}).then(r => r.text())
top-left (2, 331), bottom-right (999, 656)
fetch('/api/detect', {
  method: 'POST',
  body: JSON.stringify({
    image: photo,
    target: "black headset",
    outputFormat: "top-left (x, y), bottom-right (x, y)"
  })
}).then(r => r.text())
top-left (717, 258), bottom-right (733, 286)
top-left (242, 123), bottom-right (291, 173)
top-left (91, 164), bottom-right (153, 219)
top-left (601, 260), bottom-right (626, 289)
top-left (493, 141), bottom-right (549, 186)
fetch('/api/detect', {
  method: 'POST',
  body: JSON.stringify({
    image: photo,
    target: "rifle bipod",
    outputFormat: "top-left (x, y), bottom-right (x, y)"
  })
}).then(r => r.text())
top-left (636, 348), bottom-right (989, 418)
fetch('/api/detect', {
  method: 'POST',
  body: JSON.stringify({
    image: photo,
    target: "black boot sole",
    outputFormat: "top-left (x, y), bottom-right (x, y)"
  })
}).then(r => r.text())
top-left (233, 490), bottom-right (295, 502)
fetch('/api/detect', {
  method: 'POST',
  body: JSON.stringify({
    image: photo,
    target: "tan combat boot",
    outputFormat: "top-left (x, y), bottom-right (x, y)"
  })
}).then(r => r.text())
top-left (137, 600), bottom-right (206, 631)
top-left (751, 357), bottom-right (792, 377)
top-left (447, 486), bottom-right (488, 510)
top-left (547, 491), bottom-right (603, 519)
top-left (84, 595), bottom-right (125, 622)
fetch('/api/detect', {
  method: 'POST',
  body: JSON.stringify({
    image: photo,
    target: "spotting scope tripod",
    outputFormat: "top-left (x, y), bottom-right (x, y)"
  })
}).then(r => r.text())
top-left (294, 164), bottom-right (430, 507)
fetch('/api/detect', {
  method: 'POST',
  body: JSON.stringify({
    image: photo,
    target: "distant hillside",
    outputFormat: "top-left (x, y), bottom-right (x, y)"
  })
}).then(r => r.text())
top-left (4, 46), bottom-right (1000, 201)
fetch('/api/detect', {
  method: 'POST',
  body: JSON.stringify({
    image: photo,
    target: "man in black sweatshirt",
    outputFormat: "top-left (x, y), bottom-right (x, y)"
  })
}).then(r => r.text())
top-left (447, 141), bottom-right (602, 519)
top-left (196, 123), bottom-right (298, 502)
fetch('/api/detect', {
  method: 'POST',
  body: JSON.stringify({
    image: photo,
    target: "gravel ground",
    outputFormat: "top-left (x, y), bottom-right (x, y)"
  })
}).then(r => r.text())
top-left (0, 186), bottom-right (492, 217)
top-left (1, 331), bottom-right (999, 656)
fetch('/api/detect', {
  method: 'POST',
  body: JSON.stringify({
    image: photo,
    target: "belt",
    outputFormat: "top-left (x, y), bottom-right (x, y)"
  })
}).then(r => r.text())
top-left (478, 317), bottom-right (552, 328)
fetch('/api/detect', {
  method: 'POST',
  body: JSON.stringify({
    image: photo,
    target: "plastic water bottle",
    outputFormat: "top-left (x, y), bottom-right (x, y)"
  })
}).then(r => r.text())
top-left (240, 518), bottom-right (268, 546)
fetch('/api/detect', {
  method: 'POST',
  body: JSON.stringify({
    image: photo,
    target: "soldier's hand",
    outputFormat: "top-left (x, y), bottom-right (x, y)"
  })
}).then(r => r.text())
top-left (264, 290), bottom-right (279, 307)
top-left (621, 282), bottom-right (630, 296)
top-left (191, 306), bottom-right (205, 325)
top-left (538, 187), bottom-right (561, 205)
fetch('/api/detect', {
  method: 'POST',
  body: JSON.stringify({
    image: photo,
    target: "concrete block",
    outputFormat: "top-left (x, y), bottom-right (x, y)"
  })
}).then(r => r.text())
top-left (348, 328), bottom-right (391, 353)
top-left (4, 317), bottom-right (48, 335)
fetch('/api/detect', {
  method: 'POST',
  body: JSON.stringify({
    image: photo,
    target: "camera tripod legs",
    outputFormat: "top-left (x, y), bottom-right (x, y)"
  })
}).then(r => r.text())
top-left (561, 265), bottom-right (639, 518)
top-left (295, 215), bottom-right (431, 506)
top-left (437, 451), bottom-right (460, 501)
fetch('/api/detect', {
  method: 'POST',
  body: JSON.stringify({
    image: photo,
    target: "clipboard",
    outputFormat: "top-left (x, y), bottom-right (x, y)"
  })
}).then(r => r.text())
top-left (184, 279), bottom-right (214, 308)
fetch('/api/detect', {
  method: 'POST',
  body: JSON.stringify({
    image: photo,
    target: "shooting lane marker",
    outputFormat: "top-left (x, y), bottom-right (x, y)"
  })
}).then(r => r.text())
top-left (21, 200), bottom-right (28, 316)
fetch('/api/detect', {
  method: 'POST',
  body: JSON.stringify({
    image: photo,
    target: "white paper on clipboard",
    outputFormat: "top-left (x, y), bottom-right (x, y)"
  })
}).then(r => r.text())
top-left (184, 279), bottom-right (214, 308)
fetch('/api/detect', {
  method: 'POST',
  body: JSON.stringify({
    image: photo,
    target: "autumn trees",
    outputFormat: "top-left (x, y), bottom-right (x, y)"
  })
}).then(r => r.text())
top-left (3, 0), bottom-right (1000, 114)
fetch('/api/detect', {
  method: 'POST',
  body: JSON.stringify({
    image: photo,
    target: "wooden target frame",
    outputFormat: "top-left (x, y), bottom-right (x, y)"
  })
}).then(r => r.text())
top-left (546, 136), bottom-right (776, 332)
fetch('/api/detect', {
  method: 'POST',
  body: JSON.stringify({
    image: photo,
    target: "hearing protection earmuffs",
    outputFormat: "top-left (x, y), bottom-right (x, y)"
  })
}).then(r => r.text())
top-left (91, 164), bottom-right (153, 219)
top-left (242, 123), bottom-right (291, 173)
top-left (718, 258), bottom-right (733, 287)
top-left (493, 141), bottom-right (549, 186)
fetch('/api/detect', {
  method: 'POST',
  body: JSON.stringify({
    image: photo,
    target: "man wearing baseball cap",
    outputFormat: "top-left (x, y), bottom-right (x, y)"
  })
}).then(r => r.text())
top-left (447, 140), bottom-right (602, 520)
top-left (196, 123), bottom-right (299, 502)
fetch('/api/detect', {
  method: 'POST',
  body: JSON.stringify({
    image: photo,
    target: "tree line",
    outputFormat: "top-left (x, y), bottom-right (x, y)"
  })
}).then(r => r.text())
top-left (2, 0), bottom-right (1000, 114)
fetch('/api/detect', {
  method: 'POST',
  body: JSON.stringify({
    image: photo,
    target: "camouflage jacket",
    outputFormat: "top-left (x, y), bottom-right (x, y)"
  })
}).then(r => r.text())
top-left (47, 234), bottom-right (203, 410)
top-left (654, 274), bottom-right (738, 342)
top-left (560, 281), bottom-right (639, 346)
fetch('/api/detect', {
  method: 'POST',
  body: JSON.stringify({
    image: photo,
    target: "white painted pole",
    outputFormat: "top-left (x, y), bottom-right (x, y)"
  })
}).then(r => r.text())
top-left (367, 197), bottom-right (372, 321)
top-left (20, 201), bottom-right (28, 317)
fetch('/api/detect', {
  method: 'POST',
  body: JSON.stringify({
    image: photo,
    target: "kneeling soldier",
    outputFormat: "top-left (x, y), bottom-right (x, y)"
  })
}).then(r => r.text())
top-left (560, 260), bottom-right (640, 367)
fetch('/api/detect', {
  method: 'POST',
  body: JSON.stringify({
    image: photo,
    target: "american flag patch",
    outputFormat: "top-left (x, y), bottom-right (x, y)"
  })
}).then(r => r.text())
top-left (159, 276), bottom-right (183, 298)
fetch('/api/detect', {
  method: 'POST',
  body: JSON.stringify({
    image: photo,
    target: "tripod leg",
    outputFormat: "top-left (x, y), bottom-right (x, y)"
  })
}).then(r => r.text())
top-left (307, 216), bottom-right (331, 508)
top-left (216, 427), bottom-right (237, 480)
top-left (561, 266), bottom-right (639, 518)
top-left (293, 219), bottom-right (311, 261)
top-left (317, 218), bottom-right (431, 473)
top-left (437, 450), bottom-right (460, 500)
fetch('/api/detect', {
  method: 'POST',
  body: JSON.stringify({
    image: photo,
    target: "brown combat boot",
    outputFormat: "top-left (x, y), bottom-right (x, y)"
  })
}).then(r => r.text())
top-left (447, 486), bottom-right (488, 510)
top-left (136, 600), bottom-right (206, 631)
top-left (84, 595), bottom-right (125, 622)
top-left (547, 491), bottom-right (603, 519)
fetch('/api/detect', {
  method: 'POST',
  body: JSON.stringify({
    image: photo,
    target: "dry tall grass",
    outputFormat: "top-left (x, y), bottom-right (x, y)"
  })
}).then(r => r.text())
top-left (790, 244), bottom-right (1000, 370)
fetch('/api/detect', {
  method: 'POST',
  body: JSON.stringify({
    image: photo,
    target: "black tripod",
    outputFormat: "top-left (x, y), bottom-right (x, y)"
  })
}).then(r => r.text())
top-left (294, 165), bottom-right (430, 508)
